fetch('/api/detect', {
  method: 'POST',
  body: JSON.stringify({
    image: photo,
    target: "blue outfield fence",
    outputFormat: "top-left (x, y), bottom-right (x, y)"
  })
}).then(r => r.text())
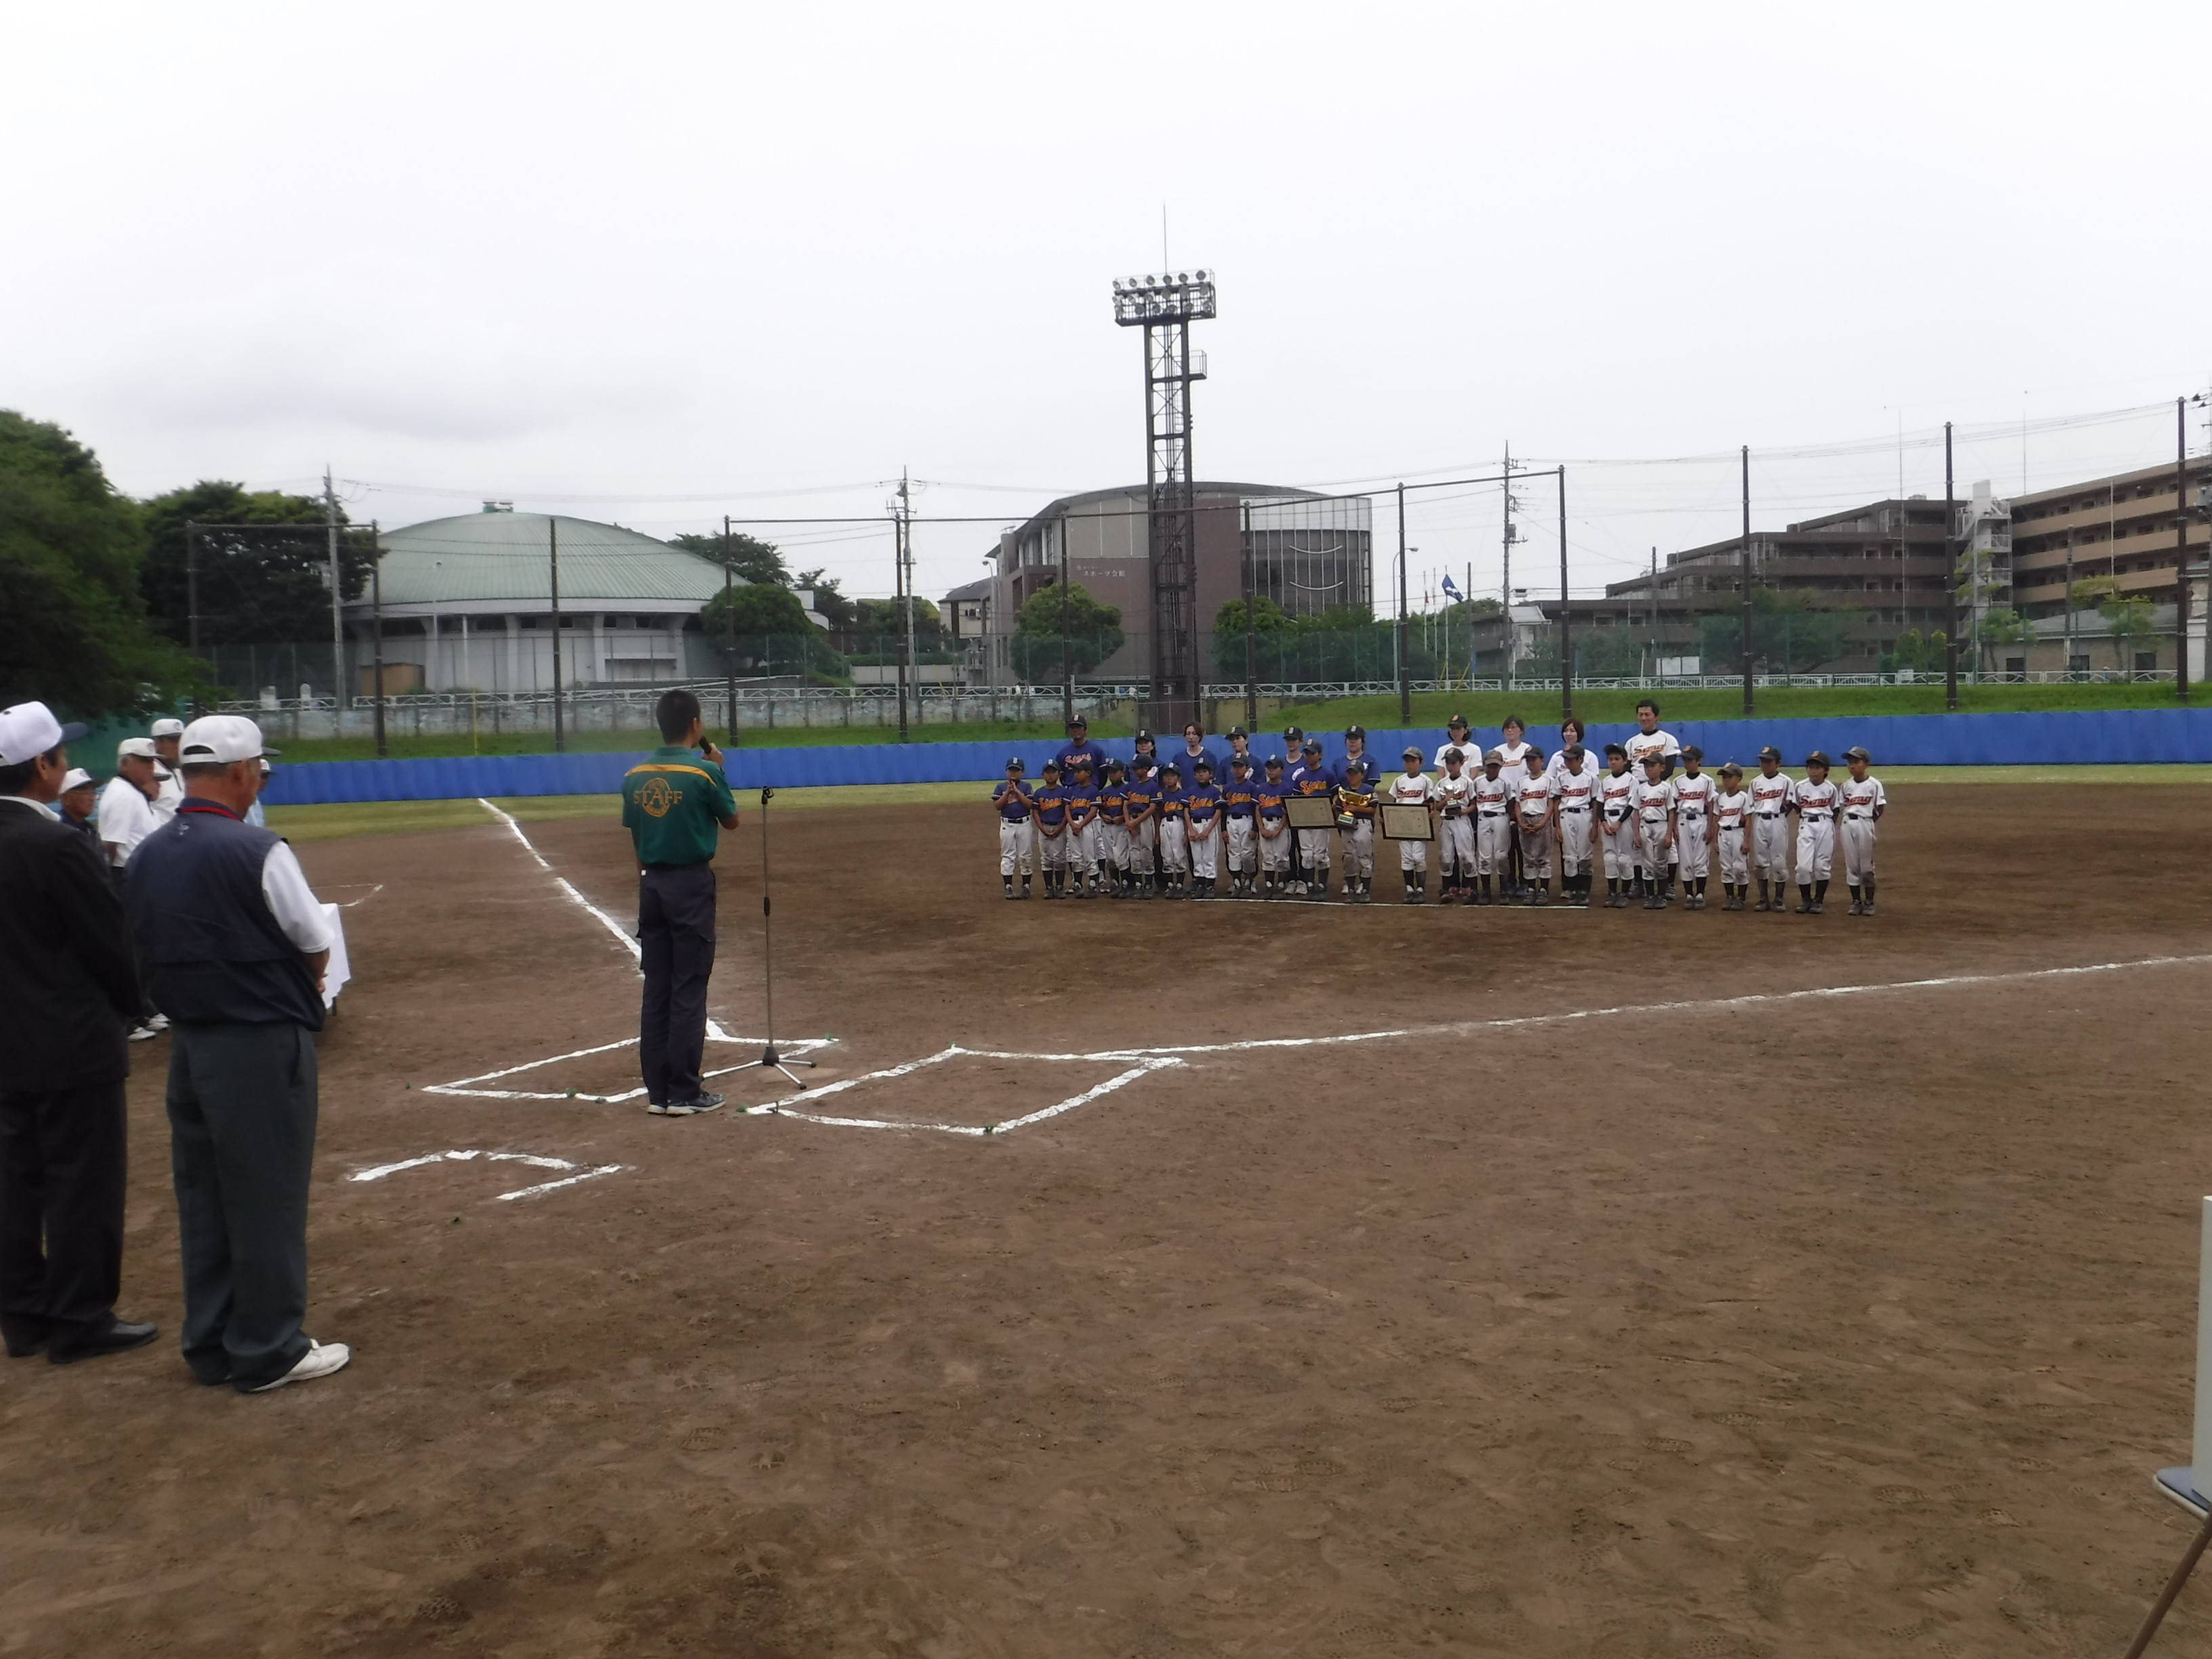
top-left (258, 710), bottom-right (2212, 808)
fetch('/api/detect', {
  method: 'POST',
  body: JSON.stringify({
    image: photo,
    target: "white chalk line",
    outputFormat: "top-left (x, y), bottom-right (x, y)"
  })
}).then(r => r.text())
top-left (347, 1147), bottom-right (626, 1202)
top-left (325, 882), bottom-right (386, 908)
top-left (475, 797), bottom-right (774, 1046)
top-left (741, 1044), bottom-right (1185, 1138)
top-left (424, 1033), bottom-right (836, 1103)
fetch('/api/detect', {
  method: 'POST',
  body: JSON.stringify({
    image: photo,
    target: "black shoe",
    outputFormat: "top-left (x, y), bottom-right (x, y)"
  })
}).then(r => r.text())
top-left (47, 1318), bottom-right (159, 1365)
top-left (4, 1324), bottom-right (48, 1359)
top-left (662, 1092), bottom-right (725, 1117)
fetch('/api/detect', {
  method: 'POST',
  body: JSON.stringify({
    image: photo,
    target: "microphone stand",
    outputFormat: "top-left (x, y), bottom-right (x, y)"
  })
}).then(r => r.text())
top-left (754, 785), bottom-right (813, 1090)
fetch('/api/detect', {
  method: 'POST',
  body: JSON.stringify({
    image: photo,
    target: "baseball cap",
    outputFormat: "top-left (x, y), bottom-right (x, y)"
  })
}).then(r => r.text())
top-left (1443, 746), bottom-right (1464, 763)
top-left (1345, 724), bottom-right (1366, 739)
top-left (0, 701), bottom-right (88, 766)
top-left (180, 716), bottom-right (279, 764)
top-left (1805, 750), bottom-right (1831, 767)
top-left (1161, 762), bottom-right (1181, 777)
top-left (1105, 758), bottom-right (1126, 773)
top-left (1300, 737), bottom-right (1321, 752)
top-left (1227, 725), bottom-right (1247, 739)
top-left (1446, 713), bottom-right (1469, 728)
top-left (1042, 759), bottom-right (1061, 772)
top-left (60, 767), bottom-right (94, 793)
top-left (1229, 753), bottom-right (1251, 768)
top-left (1065, 714), bottom-right (1087, 727)
top-left (1758, 745), bottom-right (1782, 761)
top-left (1193, 756), bottom-right (1214, 771)
top-left (1134, 729), bottom-right (1153, 743)
top-left (1564, 743), bottom-right (1584, 760)
top-left (1004, 756), bottom-right (1025, 770)
top-left (1264, 754), bottom-right (1284, 767)
top-left (1401, 745), bottom-right (1421, 760)
top-left (1719, 761), bottom-right (1742, 775)
top-left (1843, 745), bottom-right (1871, 762)
top-left (1483, 748), bottom-right (1502, 763)
top-left (1681, 743), bottom-right (1703, 762)
top-left (150, 718), bottom-right (186, 739)
top-left (118, 737), bottom-right (161, 762)
top-left (1281, 724), bottom-right (1304, 739)
top-left (1642, 750), bottom-right (1666, 765)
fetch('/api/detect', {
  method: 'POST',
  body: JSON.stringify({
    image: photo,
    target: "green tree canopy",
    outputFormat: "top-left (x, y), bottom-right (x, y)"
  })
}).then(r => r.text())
top-left (0, 411), bottom-right (198, 716)
top-left (1212, 595), bottom-right (1294, 636)
top-left (1012, 581), bottom-right (1124, 679)
top-left (1698, 588), bottom-right (1851, 673)
top-left (792, 567), bottom-right (857, 634)
top-left (699, 581), bottom-right (846, 678)
top-left (669, 530), bottom-right (788, 588)
top-left (852, 595), bottom-right (945, 651)
top-left (2102, 593), bottom-right (2156, 669)
top-left (139, 480), bottom-right (372, 646)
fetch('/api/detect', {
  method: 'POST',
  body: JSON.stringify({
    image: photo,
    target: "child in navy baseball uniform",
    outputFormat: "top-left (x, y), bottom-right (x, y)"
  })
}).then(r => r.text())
top-left (1063, 756), bottom-right (1099, 898)
top-left (1031, 761), bottom-right (1071, 898)
top-left (992, 757), bottom-right (1035, 900)
top-left (1598, 742), bottom-right (1637, 906)
top-left (1334, 758), bottom-right (1378, 903)
top-left (1123, 758), bottom-right (1161, 899)
top-left (1839, 745), bottom-right (1886, 915)
top-left (1218, 754), bottom-right (1259, 897)
top-left (1255, 756), bottom-right (1293, 899)
top-left (1097, 760), bottom-right (1130, 897)
top-left (1388, 747), bottom-right (1438, 903)
top-left (1790, 750), bottom-right (1840, 914)
top-left (1156, 763), bottom-right (1190, 899)
top-left (1713, 762), bottom-right (1753, 909)
top-left (1279, 726), bottom-right (1309, 892)
top-left (1471, 749), bottom-right (1513, 905)
top-left (1671, 745), bottom-right (1717, 909)
top-left (1748, 745), bottom-right (1794, 912)
top-left (1291, 738), bottom-right (1337, 901)
top-left (1185, 758), bottom-right (1223, 899)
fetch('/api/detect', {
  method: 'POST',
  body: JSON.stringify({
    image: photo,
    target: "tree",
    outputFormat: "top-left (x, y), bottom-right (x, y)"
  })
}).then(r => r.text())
top-left (851, 595), bottom-right (945, 653)
top-left (1572, 628), bottom-right (1647, 678)
top-left (1011, 581), bottom-right (1124, 680)
top-left (791, 567), bottom-right (857, 635)
top-left (699, 581), bottom-right (846, 678)
top-left (138, 480), bottom-right (373, 645)
top-left (669, 530), bottom-right (789, 588)
top-left (1698, 588), bottom-right (1851, 674)
top-left (2102, 593), bottom-right (2156, 672)
top-left (0, 411), bottom-right (201, 716)
top-left (1973, 606), bottom-right (2030, 674)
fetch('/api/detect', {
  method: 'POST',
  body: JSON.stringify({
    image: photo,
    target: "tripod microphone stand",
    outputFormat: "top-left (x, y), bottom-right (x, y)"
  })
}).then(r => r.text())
top-left (753, 785), bottom-right (814, 1091)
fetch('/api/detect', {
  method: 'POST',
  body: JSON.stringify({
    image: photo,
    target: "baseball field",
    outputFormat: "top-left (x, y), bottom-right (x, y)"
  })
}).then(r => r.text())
top-left (6, 773), bottom-right (2211, 1656)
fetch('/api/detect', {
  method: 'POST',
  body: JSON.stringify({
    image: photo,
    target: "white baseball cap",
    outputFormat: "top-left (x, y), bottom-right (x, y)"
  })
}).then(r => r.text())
top-left (60, 767), bottom-right (94, 792)
top-left (178, 715), bottom-right (281, 764)
top-left (150, 718), bottom-right (186, 739)
top-left (0, 701), bottom-right (88, 766)
top-left (118, 737), bottom-right (161, 761)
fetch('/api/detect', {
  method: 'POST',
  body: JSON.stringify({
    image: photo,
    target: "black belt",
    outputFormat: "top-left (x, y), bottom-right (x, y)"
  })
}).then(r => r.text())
top-left (1757, 811), bottom-right (1780, 819)
top-left (1844, 813), bottom-right (1874, 820)
top-left (1479, 809), bottom-right (1506, 817)
top-left (1561, 805), bottom-right (1589, 813)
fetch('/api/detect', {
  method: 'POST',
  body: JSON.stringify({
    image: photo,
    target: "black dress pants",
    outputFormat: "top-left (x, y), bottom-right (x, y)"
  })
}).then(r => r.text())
top-left (638, 862), bottom-right (717, 1105)
top-left (167, 1022), bottom-right (318, 1388)
top-left (0, 1080), bottom-right (127, 1352)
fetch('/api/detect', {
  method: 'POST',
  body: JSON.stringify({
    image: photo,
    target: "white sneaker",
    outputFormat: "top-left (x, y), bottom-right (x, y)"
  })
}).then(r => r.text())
top-left (245, 1338), bottom-right (351, 1393)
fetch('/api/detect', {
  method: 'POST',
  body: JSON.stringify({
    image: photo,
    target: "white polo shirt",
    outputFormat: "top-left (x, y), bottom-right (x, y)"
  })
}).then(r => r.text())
top-left (96, 776), bottom-right (161, 867)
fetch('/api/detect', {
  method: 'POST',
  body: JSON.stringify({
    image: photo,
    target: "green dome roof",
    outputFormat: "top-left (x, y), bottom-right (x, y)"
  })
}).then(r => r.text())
top-left (369, 512), bottom-right (731, 607)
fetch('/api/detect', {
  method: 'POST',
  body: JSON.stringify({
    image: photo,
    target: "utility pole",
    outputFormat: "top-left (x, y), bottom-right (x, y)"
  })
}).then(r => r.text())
top-left (1557, 467), bottom-right (1572, 721)
top-left (720, 515), bottom-right (738, 737)
top-left (1059, 512), bottom-right (1073, 728)
top-left (1740, 445), bottom-right (1755, 717)
top-left (1242, 501), bottom-right (1258, 730)
top-left (2177, 396), bottom-right (2192, 703)
top-left (549, 516), bottom-right (565, 752)
top-left (1501, 444), bottom-right (1515, 694)
top-left (323, 467), bottom-right (345, 709)
top-left (894, 475), bottom-right (911, 742)
top-left (1396, 483), bottom-right (1411, 724)
top-left (369, 522), bottom-right (386, 758)
top-left (1944, 422), bottom-right (1959, 711)
top-left (2064, 528), bottom-right (2077, 678)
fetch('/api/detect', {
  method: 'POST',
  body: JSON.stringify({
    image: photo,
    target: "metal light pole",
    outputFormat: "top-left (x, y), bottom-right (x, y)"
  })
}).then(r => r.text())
top-left (1059, 514), bottom-right (1073, 728)
top-left (369, 522), bottom-right (386, 758)
top-left (1944, 422), bottom-right (1959, 711)
top-left (722, 514), bottom-right (738, 737)
top-left (1242, 501), bottom-right (1258, 731)
top-left (1557, 466), bottom-right (1572, 721)
top-left (1396, 482), bottom-right (1410, 724)
top-left (2177, 396), bottom-right (2192, 703)
top-left (549, 516), bottom-right (565, 752)
top-left (1740, 445), bottom-right (1755, 717)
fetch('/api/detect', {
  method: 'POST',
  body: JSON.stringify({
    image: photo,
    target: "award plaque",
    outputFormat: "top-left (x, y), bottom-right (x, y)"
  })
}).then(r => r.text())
top-left (1379, 803), bottom-right (1436, 842)
top-left (1283, 795), bottom-right (1339, 831)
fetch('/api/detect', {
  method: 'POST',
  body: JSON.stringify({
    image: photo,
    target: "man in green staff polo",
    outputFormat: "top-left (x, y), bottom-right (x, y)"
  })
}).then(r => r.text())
top-left (621, 689), bottom-right (739, 1117)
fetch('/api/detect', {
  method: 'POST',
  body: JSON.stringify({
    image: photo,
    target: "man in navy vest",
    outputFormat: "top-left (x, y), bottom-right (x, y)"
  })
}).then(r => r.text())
top-left (0, 701), bottom-right (157, 1366)
top-left (127, 716), bottom-right (349, 1393)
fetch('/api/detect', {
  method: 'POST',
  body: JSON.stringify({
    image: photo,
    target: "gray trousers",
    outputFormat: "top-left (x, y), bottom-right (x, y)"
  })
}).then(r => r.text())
top-left (166, 1023), bottom-right (318, 1389)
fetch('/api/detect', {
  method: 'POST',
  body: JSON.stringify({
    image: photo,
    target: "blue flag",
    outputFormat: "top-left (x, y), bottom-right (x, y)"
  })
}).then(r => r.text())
top-left (1441, 573), bottom-right (1462, 600)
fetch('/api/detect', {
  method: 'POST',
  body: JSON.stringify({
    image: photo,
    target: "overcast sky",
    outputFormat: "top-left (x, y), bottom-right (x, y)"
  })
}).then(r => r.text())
top-left (7, 1), bottom-right (2208, 611)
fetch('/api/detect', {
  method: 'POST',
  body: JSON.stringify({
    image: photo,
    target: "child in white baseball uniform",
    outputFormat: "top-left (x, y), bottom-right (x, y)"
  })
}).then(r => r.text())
top-left (1389, 747), bottom-right (1438, 903)
top-left (1747, 745), bottom-right (1794, 912)
top-left (1597, 742), bottom-right (1638, 907)
top-left (1839, 745), bottom-right (1886, 916)
top-left (1631, 752), bottom-right (1675, 909)
top-left (1670, 745), bottom-right (1717, 909)
top-left (1789, 750), bottom-right (1841, 914)
top-left (1513, 743), bottom-right (1557, 905)
top-left (992, 757), bottom-right (1036, 900)
top-left (1469, 750), bottom-right (1513, 905)
top-left (1551, 741), bottom-right (1598, 907)
top-left (1433, 747), bottom-right (1477, 903)
top-left (1713, 762), bottom-right (1753, 909)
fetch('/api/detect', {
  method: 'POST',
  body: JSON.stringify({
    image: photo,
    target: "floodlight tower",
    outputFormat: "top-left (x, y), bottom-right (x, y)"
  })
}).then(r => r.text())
top-left (1113, 269), bottom-right (1216, 733)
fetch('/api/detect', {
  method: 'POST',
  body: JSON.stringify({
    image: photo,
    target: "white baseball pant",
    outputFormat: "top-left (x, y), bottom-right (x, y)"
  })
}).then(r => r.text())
top-left (1601, 815), bottom-right (1637, 881)
top-left (1397, 827), bottom-right (1427, 873)
top-left (1102, 822), bottom-right (1130, 875)
top-left (1341, 821), bottom-right (1374, 878)
top-left (1752, 813), bottom-right (1790, 878)
top-left (1519, 821), bottom-right (1554, 880)
top-left (1123, 818), bottom-right (1156, 874)
top-left (1297, 825), bottom-right (1332, 875)
top-left (1475, 811), bottom-right (1511, 876)
top-left (1439, 813), bottom-right (1475, 878)
top-left (1841, 817), bottom-right (1877, 884)
top-left (1037, 825), bottom-right (1067, 871)
top-left (1225, 816), bottom-right (1254, 874)
top-left (1675, 815), bottom-right (1711, 880)
top-left (1189, 826), bottom-right (1219, 879)
top-left (1717, 827), bottom-right (1749, 885)
top-left (1637, 821), bottom-right (1670, 882)
top-left (1795, 817), bottom-right (1835, 882)
top-left (998, 819), bottom-right (1034, 876)
top-left (1068, 820), bottom-right (1096, 879)
top-left (1557, 807), bottom-right (1593, 876)
top-left (1159, 818), bottom-right (1188, 880)
top-left (1258, 820), bottom-right (1290, 872)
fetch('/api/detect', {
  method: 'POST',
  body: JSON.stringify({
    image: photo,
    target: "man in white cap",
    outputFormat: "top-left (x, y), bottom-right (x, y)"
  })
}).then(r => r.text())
top-left (98, 738), bottom-right (167, 872)
top-left (56, 767), bottom-right (99, 841)
top-left (0, 701), bottom-right (159, 1366)
top-left (126, 715), bottom-right (349, 1393)
top-left (148, 718), bottom-right (186, 823)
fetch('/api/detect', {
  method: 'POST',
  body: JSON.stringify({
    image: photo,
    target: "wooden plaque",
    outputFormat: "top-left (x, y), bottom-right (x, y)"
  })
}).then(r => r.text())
top-left (1283, 794), bottom-right (1339, 831)
top-left (1379, 803), bottom-right (1436, 842)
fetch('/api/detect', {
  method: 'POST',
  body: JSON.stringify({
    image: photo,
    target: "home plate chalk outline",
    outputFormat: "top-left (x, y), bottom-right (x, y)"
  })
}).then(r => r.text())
top-left (348, 1148), bottom-right (624, 1202)
top-left (426, 1033), bottom-right (836, 1105)
top-left (741, 1045), bottom-right (1185, 1137)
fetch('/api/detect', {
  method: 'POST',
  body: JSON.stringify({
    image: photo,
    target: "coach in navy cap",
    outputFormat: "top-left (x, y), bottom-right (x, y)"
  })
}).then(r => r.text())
top-left (127, 715), bottom-right (350, 1393)
top-left (0, 701), bottom-right (157, 1365)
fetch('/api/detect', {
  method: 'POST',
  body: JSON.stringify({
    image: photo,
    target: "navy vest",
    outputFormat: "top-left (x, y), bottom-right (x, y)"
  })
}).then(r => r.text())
top-left (127, 802), bottom-right (325, 1029)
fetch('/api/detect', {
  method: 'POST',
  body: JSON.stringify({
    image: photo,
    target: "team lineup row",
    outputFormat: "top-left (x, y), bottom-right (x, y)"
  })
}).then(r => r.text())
top-left (989, 712), bottom-right (1890, 916)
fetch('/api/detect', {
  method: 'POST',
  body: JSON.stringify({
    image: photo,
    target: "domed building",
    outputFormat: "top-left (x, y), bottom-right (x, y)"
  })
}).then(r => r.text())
top-left (345, 506), bottom-right (736, 693)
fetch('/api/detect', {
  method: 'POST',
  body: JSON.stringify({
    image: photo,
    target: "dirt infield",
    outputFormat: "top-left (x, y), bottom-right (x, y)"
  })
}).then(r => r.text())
top-left (7, 783), bottom-right (2212, 1656)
